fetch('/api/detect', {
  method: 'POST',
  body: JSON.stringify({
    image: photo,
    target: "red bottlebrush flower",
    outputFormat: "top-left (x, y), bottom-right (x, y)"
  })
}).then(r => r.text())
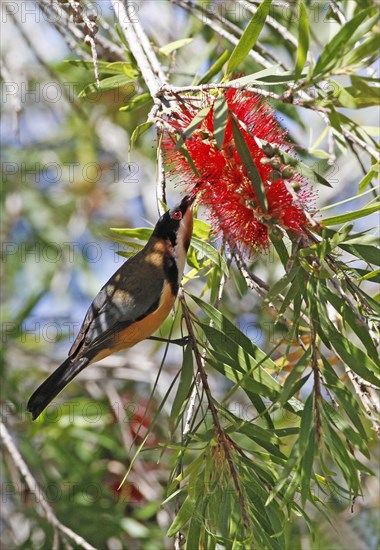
top-left (163, 88), bottom-right (315, 252)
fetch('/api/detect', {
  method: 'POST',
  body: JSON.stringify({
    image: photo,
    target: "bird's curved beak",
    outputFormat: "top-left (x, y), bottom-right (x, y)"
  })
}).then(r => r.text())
top-left (179, 193), bottom-right (196, 213)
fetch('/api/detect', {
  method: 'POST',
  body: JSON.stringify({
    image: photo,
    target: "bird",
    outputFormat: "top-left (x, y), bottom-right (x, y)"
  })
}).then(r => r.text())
top-left (27, 195), bottom-right (194, 420)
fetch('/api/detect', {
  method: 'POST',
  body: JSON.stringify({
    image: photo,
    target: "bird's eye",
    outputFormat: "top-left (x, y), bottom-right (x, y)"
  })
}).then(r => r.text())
top-left (172, 211), bottom-right (182, 220)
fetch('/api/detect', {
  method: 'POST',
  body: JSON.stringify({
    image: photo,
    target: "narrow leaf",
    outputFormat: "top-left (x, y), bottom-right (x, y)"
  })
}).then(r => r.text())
top-left (191, 236), bottom-right (229, 275)
top-left (111, 227), bottom-right (153, 240)
top-left (295, 1), bottom-right (309, 80)
top-left (170, 345), bottom-right (194, 431)
top-left (359, 164), bottom-right (380, 193)
top-left (79, 75), bottom-right (136, 98)
top-left (322, 202), bottom-right (380, 226)
top-left (167, 496), bottom-right (194, 537)
top-left (129, 121), bottom-right (154, 152)
top-left (313, 9), bottom-right (376, 76)
top-left (300, 428), bottom-right (315, 505)
top-left (231, 115), bottom-right (268, 212)
top-left (226, 0), bottom-right (272, 74)
top-left (213, 96), bottom-right (229, 150)
top-left (159, 38), bottom-right (193, 55)
top-left (197, 50), bottom-right (229, 85)
top-left (174, 106), bottom-right (212, 151)
top-left (119, 92), bottom-right (151, 112)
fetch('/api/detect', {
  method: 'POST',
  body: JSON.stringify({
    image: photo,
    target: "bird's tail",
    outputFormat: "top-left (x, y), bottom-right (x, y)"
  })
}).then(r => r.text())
top-left (27, 356), bottom-right (90, 420)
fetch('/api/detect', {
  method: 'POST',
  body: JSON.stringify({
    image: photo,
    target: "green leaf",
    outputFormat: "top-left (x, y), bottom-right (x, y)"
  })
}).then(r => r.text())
top-left (110, 227), bottom-right (153, 240)
top-left (344, 77), bottom-right (380, 108)
top-left (320, 186), bottom-right (378, 211)
top-left (323, 424), bottom-right (360, 494)
top-left (191, 236), bottom-right (229, 275)
top-left (177, 144), bottom-right (200, 178)
top-left (322, 401), bottom-right (369, 457)
top-left (299, 394), bottom-right (314, 453)
top-left (159, 38), bottom-right (193, 55)
top-left (167, 496), bottom-right (194, 537)
top-left (359, 164), bottom-right (380, 193)
top-left (313, 9), bottom-right (378, 77)
top-left (316, 295), bottom-right (380, 386)
top-left (339, 243), bottom-right (380, 266)
top-left (193, 219), bottom-right (211, 240)
top-left (357, 268), bottom-right (380, 282)
top-left (265, 265), bottom-right (300, 303)
top-left (226, 0), bottom-right (272, 74)
top-left (300, 428), bottom-right (315, 505)
top-left (104, 61), bottom-right (140, 79)
top-left (197, 50), bottom-right (229, 85)
top-left (322, 202), bottom-right (380, 226)
top-left (270, 236), bottom-right (290, 267)
top-left (326, 80), bottom-right (359, 109)
top-left (174, 105), bottom-right (212, 151)
top-left (278, 349), bottom-right (311, 407)
top-left (225, 66), bottom-right (307, 87)
top-left (186, 506), bottom-right (203, 548)
top-left (321, 356), bottom-right (368, 440)
top-left (231, 115), bottom-right (268, 212)
top-left (66, 59), bottom-right (139, 78)
top-left (199, 323), bottom-right (285, 404)
top-left (213, 96), bottom-right (229, 150)
top-left (295, 1), bottom-right (310, 80)
top-left (119, 92), bottom-right (152, 112)
top-left (79, 75), bottom-right (136, 98)
top-left (170, 345), bottom-right (194, 431)
top-left (319, 285), bottom-right (378, 363)
top-left (343, 33), bottom-right (380, 68)
top-left (129, 121), bottom-right (154, 152)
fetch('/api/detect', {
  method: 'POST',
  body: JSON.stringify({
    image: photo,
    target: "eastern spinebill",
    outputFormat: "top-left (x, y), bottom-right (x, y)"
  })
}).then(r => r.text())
top-left (27, 195), bottom-right (194, 420)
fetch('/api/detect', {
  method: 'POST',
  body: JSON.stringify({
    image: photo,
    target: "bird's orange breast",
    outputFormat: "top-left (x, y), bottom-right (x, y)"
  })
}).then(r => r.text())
top-left (90, 281), bottom-right (176, 363)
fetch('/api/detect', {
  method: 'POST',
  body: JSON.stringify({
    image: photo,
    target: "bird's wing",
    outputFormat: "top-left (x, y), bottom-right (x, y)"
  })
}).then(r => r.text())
top-left (69, 254), bottom-right (165, 357)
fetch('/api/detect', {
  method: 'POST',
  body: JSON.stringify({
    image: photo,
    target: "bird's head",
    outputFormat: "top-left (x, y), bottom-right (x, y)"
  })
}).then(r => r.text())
top-left (151, 195), bottom-right (194, 285)
top-left (153, 195), bottom-right (194, 252)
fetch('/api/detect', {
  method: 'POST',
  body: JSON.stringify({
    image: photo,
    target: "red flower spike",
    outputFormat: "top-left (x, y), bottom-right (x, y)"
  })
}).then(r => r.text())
top-left (163, 89), bottom-right (315, 253)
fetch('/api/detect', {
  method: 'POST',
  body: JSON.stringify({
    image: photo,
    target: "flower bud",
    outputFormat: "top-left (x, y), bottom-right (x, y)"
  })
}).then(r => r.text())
top-left (281, 166), bottom-right (295, 179)
top-left (269, 156), bottom-right (282, 170)
top-left (262, 143), bottom-right (277, 157)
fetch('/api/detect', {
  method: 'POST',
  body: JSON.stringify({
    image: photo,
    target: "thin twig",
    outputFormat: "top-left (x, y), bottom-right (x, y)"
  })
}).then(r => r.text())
top-left (310, 320), bottom-right (322, 444)
top-left (104, 383), bottom-right (161, 501)
top-left (65, 0), bottom-right (100, 86)
top-left (179, 294), bottom-right (250, 527)
top-left (7, 6), bottom-right (85, 118)
top-left (342, 127), bottom-right (380, 162)
top-left (0, 420), bottom-right (96, 550)
top-left (328, 0), bottom-right (347, 25)
top-left (156, 129), bottom-right (167, 214)
top-left (38, 0), bottom-right (124, 61)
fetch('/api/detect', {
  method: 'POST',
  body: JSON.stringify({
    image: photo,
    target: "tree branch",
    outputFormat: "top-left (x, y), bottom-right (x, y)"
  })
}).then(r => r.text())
top-left (0, 420), bottom-right (96, 550)
top-left (111, 0), bottom-right (162, 97)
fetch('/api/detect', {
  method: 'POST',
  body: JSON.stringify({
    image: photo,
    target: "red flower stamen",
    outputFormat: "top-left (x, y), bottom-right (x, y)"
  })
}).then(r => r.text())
top-left (163, 88), bottom-right (315, 252)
